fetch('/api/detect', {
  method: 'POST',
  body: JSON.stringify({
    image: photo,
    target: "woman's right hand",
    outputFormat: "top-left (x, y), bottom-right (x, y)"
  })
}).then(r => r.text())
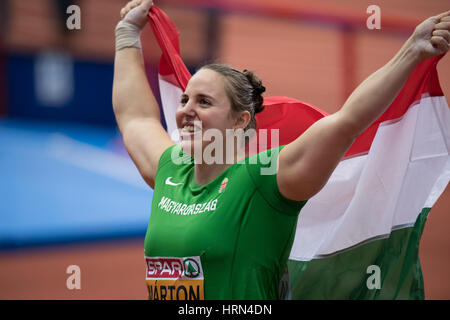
top-left (120, 0), bottom-right (154, 30)
top-left (410, 11), bottom-right (450, 61)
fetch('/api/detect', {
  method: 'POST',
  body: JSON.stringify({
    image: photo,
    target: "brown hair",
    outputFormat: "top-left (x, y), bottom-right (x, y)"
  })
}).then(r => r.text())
top-left (199, 64), bottom-right (266, 131)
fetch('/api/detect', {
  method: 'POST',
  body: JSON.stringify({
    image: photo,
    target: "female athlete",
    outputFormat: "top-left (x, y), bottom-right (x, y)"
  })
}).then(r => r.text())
top-left (113, 0), bottom-right (450, 299)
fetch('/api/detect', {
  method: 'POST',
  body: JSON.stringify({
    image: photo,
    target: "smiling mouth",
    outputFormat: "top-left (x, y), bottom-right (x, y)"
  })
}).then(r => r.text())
top-left (181, 120), bottom-right (202, 133)
top-left (181, 125), bottom-right (196, 133)
top-left (180, 124), bottom-right (203, 139)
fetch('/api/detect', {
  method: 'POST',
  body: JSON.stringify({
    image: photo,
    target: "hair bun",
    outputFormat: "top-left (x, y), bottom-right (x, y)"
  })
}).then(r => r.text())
top-left (243, 69), bottom-right (266, 114)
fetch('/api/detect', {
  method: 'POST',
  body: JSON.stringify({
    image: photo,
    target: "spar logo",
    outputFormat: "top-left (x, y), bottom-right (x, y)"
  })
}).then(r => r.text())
top-left (145, 256), bottom-right (204, 300)
top-left (183, 258), bottom-right (200, 278)
top-left (146, 256), bottom-right (203, 280)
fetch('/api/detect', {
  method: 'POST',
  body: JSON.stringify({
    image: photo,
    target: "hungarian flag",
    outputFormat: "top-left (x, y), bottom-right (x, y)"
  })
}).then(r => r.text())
top-left (148, 6), bottom-right (450, 299)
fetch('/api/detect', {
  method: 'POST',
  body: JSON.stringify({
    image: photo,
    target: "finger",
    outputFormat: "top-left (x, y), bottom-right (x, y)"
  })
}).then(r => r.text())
top-left (433, 29), bottom-right (450, 43)
top-left (121, 0), bottom-right (140, 19)
top-left (431, 35), bottom-right (450, 53)
top-left (141, 0), bottom-right (154, 11)
top-left (128, 0), bottom-right (140, 11)
top-left (120, 6), bottom-right (129, 19)
top-left (434, 21), bottom-right (450, 31)
top-left (435, 10), bottom-right (450, 21)
top-left (440, 16), bottom-right (450, 23)
top-left (128, 0), bottom-right (151, 15)
top-left (121, 3), bottom-right (132, 18)
top-left (125, 0), bottom-right (139, 12)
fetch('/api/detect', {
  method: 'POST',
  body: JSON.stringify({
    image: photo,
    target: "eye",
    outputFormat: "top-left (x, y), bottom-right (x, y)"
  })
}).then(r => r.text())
top-left (199, 98), bottom-right (211, 106)
top-left (180, 96), bottom-right (188, 106)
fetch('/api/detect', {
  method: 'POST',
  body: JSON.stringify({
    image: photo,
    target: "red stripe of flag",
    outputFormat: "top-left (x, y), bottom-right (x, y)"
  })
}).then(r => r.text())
top-left (147, 5), bottom-right (445, 158)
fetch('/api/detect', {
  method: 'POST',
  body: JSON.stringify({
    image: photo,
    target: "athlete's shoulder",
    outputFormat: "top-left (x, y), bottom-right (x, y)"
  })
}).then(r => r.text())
top-left (244, 145), bottom-right (307, 215)
top-left (239, 145), bottom-right (285, 169)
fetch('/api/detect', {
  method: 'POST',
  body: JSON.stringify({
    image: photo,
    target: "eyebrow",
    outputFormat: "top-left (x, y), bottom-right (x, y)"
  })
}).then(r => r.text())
top-left (181, 93), bottom-right (216, 102)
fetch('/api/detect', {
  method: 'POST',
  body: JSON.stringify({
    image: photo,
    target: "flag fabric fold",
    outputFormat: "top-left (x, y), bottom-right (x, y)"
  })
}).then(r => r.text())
top-left (148, 7), bottom-right (191, 140)
top-left (147, 6), bottom-right (450, 299)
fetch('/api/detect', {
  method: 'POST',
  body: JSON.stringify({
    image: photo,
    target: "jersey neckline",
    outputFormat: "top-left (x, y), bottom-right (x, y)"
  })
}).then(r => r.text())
top-left (187, 160), bottom-right (241, 194)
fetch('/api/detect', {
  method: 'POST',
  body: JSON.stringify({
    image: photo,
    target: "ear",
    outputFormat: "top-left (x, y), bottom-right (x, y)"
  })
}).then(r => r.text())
top-left (233, 111), bottom-right (251, 130)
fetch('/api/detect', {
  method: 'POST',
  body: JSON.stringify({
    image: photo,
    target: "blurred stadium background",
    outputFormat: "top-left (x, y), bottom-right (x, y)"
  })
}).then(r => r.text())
top-left (0, 0), bottom-right (449, 299)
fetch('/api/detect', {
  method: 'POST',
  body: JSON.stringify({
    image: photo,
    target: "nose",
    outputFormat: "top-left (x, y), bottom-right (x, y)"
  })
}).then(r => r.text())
top-left (179, 99), bottom-right (196, 117)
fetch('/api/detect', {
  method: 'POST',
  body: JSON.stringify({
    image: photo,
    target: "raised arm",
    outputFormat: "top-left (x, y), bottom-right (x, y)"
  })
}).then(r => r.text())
top-left (113, 0), bottom-right (174, 189)
top-left (278, 11), bottom-right (450, 202)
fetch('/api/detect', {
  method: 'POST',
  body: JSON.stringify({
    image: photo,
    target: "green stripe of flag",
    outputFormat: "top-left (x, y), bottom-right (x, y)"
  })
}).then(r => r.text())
top-left (287, 207), bottom-right (430, 300)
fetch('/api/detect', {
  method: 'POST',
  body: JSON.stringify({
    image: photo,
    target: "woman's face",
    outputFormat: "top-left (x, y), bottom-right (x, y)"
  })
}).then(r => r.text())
top-left (175, 69), bottom-right (238, 160)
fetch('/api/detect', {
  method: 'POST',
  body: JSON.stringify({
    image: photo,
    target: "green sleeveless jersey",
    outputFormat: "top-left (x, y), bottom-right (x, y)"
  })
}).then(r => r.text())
top-left (144, 144), bottom-right (307, 300)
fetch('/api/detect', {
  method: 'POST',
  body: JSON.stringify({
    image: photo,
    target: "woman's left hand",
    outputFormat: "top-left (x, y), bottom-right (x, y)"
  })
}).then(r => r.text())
top-left (411, 11), bottom-right (450, 60)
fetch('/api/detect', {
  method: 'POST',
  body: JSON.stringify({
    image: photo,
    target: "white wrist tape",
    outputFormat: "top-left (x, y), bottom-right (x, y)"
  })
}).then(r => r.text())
top-left (115, 20), bottom-right (142, 51)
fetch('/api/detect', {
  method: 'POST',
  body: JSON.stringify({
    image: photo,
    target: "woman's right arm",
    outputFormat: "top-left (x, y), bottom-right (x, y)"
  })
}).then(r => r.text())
top-left (112, 0), bottom-right (174, 189)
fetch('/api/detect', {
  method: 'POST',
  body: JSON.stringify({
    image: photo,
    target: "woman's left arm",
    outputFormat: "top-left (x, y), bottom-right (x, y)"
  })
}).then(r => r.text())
top-left (277, 11), bottom-right (450, 202)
